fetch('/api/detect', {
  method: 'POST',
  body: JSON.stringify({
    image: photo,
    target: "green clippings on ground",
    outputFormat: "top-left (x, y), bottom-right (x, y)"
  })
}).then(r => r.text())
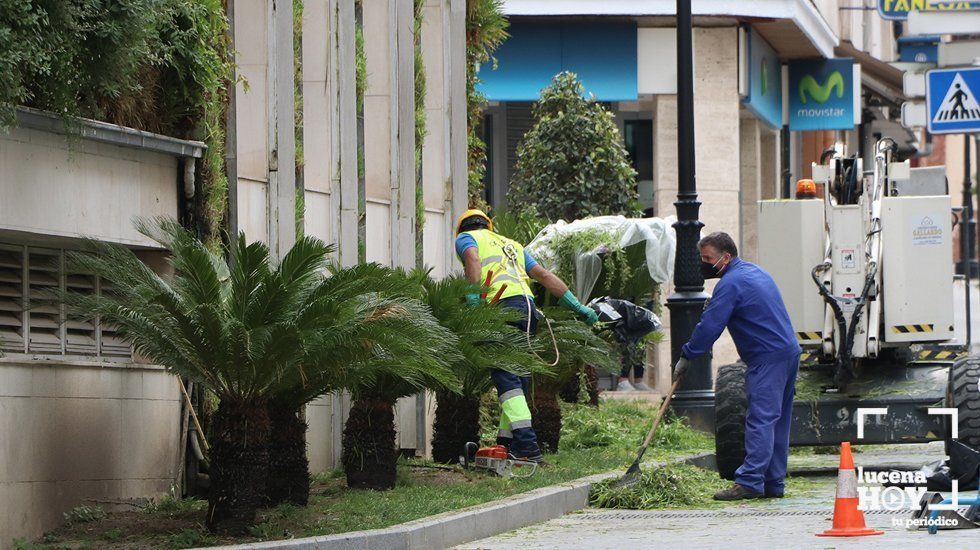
top-left (559, 399), bottom-right (712, 456)
top-left (30, 400), bottom-right (713, 548)
top-left (589, 463), bottom-right (727, 509)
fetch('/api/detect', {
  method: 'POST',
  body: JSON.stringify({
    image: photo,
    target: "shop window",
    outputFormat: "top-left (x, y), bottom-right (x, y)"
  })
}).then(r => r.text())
top-left (624, 119), bottom-right (654, 181)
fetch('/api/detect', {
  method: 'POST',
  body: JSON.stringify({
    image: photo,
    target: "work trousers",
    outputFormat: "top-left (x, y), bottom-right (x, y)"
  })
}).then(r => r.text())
top-left (493, 295), bottom-right (541, 457)
top-left (734, 351), bottom-right (800, 494)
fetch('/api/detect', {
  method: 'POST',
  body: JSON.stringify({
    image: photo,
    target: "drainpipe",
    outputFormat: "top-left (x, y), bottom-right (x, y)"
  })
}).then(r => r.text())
top-left (181, 157), bottom-right (197, 236)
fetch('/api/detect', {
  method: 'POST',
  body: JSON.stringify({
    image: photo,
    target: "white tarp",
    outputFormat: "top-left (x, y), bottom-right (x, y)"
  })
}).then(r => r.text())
top-left (526, 215), bottom-right (677, 301)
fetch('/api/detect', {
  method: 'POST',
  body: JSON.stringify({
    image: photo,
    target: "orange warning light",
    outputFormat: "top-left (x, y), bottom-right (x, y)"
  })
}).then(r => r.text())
top-left (796, 179), bottom-right (817, 199)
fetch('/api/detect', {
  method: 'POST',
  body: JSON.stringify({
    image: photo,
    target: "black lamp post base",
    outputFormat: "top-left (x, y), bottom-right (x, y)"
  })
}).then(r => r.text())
top-left (666, 289), bottom-right (714, 432)
top-left (670, 391), bottom-right (716, 433)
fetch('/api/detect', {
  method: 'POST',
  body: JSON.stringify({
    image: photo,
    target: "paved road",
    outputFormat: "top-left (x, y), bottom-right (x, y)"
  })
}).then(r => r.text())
top-left (461, 444), bottom-right (978, 549)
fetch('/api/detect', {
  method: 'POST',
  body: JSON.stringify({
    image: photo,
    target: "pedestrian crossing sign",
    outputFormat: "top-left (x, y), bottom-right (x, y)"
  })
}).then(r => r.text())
top-left (926, 68), bottom-right (980, 134)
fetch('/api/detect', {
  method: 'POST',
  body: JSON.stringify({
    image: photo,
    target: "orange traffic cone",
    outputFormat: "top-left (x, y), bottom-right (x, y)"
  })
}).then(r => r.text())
top-left (816, 442), bottom-right (884, 537)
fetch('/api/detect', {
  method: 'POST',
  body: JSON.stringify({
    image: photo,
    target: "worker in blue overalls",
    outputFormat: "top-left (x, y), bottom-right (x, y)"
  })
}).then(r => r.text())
top-left (672, 232), bottom-right (801, 500)
top-left (455, 209), bottom-right (598, 463)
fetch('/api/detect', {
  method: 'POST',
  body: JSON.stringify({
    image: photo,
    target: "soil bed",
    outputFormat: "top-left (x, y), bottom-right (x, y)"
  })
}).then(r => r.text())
top-left (18, 400), bottom-right (712, 549)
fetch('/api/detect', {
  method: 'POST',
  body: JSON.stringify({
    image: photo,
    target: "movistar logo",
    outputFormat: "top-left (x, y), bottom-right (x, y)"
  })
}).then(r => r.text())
top-left (799, 71), bottom-right (844, 104)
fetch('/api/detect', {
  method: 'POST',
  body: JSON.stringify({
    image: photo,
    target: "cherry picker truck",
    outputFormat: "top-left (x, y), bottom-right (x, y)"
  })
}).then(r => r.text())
top-left (714, 138), bottom-right (980, 480)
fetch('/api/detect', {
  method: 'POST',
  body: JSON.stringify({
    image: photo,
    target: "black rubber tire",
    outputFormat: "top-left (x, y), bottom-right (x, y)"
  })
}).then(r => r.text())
top-left (714, 362), bottom-right (748, 480)
top-left (946, 354), bottom-right (980, 452)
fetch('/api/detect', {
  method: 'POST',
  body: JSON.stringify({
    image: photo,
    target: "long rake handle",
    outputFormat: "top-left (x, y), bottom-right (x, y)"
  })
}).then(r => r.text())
top-left (639, 378), bottom-right (682, 451)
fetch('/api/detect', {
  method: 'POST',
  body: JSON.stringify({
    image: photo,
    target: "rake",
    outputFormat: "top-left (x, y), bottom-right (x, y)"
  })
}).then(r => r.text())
top-left (613, 377), bottom-right (683, 488)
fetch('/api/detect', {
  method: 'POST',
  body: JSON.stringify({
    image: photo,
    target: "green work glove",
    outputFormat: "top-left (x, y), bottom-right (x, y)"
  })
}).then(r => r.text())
top-left (465, 293), bottom-right (482, 307)
top-left (559, 290), bottom-right (599, 326)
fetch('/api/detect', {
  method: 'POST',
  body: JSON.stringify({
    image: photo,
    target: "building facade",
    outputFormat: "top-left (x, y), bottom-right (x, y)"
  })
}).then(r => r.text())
top-left (0, 0), bottom-right (468, 544)
top-left (477, 0), bottom-right (945, 390)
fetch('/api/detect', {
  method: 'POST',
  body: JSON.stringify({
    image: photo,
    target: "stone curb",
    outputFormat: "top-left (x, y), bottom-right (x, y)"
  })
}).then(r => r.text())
top-left (208, 452), bottom-right (714, 550)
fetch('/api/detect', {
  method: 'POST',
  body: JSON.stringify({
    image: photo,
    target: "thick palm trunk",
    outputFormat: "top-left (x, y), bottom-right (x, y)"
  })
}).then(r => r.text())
top-left (558, 365), bottom-right (599, 406)
top-left (342, 396), bottom-right (397, 490)
top-left (206, 398), bottom-right (270, 534)
top-left (266, 399), bottom-right (310, 506)
top-left (530, 388), bottom-right (562, 453)
top-left (431, 392), bottom-right (481, 464)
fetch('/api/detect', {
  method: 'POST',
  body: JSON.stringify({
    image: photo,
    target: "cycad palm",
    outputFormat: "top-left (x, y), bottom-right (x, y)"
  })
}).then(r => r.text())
top-left (62, 220), bottom-right (456, 531)
top-left (265, 262), bottom-right (457, 505)
top-left (420, 275), bottom-right (544, 463)
top-left (339, 267), bottom-right (462, 490)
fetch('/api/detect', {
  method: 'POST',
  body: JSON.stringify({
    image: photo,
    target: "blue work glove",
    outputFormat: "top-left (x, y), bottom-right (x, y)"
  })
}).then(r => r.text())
top-left (465, 293), bottom-right (482, 308)
top-left (559, 290), bottom-right (599, 325)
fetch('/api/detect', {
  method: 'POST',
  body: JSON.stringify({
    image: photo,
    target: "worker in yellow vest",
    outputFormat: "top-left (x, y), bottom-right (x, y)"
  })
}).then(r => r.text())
top-left (455, 209), bottom-right (598, 462)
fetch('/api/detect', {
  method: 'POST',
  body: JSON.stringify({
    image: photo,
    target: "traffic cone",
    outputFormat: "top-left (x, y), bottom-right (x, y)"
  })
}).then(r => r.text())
top-left (816, 442), bottom-right (884, 537)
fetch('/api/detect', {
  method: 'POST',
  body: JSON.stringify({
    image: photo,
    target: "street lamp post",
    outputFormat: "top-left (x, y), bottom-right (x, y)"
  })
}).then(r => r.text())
top-left (667, 0), bottom-right (714, 431)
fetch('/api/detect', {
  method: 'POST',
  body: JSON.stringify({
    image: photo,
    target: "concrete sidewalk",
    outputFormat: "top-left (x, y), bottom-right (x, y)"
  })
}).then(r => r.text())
top-left (460, 478), bottom-right (978, 549)
top-left (457, 504), bottom-right (978, 549)
top-left (462, 443), bottom-right (976, 549)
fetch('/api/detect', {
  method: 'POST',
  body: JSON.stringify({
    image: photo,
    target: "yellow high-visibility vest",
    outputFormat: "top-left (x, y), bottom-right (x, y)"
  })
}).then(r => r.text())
top-left (463, 229), bottom-right (532, 302)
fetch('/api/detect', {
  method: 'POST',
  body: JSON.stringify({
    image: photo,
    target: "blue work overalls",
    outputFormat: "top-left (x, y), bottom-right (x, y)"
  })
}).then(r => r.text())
top-left (682, 256), bottom-right (801, 494)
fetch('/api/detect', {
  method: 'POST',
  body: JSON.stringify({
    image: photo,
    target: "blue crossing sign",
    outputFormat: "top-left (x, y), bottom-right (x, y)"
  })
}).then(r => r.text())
top-left (926, 68), bottom-right (980, 135)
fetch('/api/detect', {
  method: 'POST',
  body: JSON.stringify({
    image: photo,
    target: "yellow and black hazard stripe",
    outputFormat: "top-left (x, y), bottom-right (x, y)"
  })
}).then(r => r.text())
top-left (891, 324), bottom-right (934, 334)
top-left (916, 349), bottom-right (965, 361)
top-left (796, 331), bottom-right (822, 341)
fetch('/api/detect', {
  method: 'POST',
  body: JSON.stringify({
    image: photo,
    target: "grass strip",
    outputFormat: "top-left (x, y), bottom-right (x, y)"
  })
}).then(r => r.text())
top-left (23, 400), bottom-right (712, 549)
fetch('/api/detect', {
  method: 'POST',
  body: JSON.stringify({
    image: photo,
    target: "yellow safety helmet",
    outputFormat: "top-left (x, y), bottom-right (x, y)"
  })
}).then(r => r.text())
top-left (455, 209), bottom-right (493, 235)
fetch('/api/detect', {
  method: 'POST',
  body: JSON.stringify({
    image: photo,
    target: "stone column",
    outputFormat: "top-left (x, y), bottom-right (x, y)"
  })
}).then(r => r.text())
top-left (389, 0), bottom-right (417, 270)
top-left (268, 0), bottom-right (297, 259)
top-left (760, 129), bottom-right (780, 201)
top-left (653, 27), bottom-right (741, 370)
top-left (231, 0), bottom-right (271, 244)
top-left (739, 112), bottom-right (762, 262)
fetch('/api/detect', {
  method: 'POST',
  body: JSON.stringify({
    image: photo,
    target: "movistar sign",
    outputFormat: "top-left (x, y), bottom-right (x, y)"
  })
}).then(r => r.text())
top-left (788, 58), bottom-right (858, 131)
top-left (742, 28), bottom-right (782, 129)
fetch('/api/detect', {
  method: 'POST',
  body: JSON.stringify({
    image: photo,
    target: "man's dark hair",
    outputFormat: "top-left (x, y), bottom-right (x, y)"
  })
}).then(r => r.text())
top-left (459, 215), bottom-right (489, 233)
top-left (698, 232), bottom-right (738, 257)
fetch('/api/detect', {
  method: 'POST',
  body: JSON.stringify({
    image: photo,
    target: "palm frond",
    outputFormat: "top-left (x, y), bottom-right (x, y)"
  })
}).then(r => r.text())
top-left (420, 274), bottom-right (546, 398)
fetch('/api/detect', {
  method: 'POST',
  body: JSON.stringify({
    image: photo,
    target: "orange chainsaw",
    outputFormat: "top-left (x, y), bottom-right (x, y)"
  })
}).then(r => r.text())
top-left (462, 442), bottom-right (537, 478)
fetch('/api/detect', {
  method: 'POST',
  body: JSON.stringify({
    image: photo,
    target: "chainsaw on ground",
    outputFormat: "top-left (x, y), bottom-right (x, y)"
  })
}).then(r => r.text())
top-left (461, 442), bottom-right (538, 478)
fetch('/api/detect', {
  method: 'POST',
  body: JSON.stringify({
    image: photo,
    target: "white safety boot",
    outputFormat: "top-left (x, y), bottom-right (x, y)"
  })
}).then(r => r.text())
top-left (633, 381), bottom-right (653, 392)
top-left (616, 379), bottom-right (635, 392)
